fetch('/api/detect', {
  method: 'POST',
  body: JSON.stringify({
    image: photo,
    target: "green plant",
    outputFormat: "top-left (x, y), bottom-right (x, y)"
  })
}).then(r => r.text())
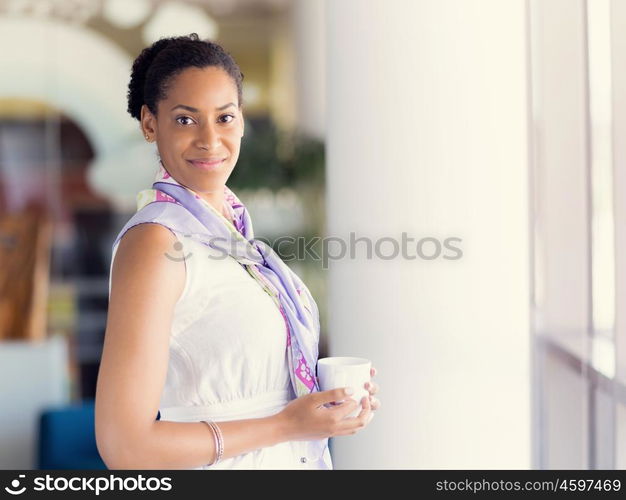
top-left (229, 118), bottom-right (325, 190)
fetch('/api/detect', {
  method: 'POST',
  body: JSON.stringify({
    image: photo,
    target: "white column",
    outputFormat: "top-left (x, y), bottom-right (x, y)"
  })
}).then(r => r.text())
top-left (529, 0), bottom-right (592, 468)
top-left (326, 0), bottom-right (531, 468)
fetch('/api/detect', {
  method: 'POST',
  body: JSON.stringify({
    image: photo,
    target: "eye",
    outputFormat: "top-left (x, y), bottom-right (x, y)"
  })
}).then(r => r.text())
top-left (175, 116), bottom-right (195, 126)
top-left (219, 114), bottom-right (235, 124)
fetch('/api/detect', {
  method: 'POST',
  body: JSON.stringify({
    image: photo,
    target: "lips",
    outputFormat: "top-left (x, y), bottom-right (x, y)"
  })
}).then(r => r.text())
top-left (187, 158), bottom-right (225, 170)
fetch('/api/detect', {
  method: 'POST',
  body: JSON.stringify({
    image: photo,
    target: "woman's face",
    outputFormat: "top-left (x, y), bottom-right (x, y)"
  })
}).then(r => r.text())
top-left (141, 66), bottom-right (244, 204)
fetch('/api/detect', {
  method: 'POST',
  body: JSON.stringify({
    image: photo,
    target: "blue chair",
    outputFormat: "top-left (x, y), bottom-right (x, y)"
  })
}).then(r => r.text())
top-left (37, 399), bottom-right (107, 469)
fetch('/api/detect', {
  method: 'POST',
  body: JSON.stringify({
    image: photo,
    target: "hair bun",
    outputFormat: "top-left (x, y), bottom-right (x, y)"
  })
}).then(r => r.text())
top-left (127, 37), bottom-right (176, 120)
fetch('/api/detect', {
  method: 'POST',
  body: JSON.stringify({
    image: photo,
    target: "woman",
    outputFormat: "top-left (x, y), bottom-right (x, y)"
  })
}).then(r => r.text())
top-left (95, 33), bottom-right (380, 470)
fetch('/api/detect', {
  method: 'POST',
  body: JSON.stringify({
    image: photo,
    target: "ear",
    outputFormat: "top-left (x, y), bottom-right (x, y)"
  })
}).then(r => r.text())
top-left (140, 104), bottom-right (157, 140)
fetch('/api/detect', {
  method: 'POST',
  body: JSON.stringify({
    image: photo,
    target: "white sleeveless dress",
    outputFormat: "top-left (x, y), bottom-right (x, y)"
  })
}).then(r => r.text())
top-left (109, 219), bottom-right (333, 470)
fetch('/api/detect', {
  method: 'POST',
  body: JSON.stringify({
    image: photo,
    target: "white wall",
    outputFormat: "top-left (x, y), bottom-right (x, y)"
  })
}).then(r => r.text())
top-left (326, 0), bottom-right (531, 468)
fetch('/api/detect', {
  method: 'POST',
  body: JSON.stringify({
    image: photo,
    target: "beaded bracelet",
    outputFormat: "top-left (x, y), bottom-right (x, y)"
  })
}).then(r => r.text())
top-left (201, 420), bottom-right (224, 466)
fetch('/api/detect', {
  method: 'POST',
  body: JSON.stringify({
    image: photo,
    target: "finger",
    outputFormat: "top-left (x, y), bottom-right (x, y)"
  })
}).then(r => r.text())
top-left (370, 366), bottom-right (377, 377)
top-left (364, 381), bottom-right (378, 396)
top-left (359, 394), bottom-right (372, 419)
top-left (315, 387), bottom-right (355, 406)
top-left (336, 396), bottom-right (371, 432)
top-left (345, 396), bottom-right (371, 422)
top-left (369, 396), bottom-right (381, 411)
top-left (360, 396), bottom-right (372, 426)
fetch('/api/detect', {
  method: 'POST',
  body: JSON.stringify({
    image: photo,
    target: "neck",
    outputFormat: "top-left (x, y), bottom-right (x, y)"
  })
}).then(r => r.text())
top-left (199, 190), bottom-right (223, 212)
top-left (159, 161), bottom-right (228, 218)
top-left (199, 189), bottom-right (231, 220)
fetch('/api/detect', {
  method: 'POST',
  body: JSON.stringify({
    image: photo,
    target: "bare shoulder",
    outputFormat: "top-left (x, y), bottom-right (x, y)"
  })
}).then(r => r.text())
top-left (111, 223), bottom-right (186, 304)
top-left (116, 222), bottom-right (179, 255)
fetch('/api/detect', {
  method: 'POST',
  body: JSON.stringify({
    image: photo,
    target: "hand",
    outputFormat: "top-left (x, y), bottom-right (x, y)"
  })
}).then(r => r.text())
top-left (275, 387), bottom-right (373, 442)
top-left (364, 366), bottom-right (381, 412)
top-left (314, 366), bottom-right (381, 412)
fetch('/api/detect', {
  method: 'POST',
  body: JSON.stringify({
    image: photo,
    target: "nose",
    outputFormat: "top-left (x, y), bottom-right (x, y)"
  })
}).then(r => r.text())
top-left (196, 121), bottom-right (221, 151)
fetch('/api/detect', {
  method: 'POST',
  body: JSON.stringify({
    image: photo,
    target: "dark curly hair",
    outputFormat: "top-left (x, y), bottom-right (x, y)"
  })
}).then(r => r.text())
top-left (126, 33), bottom-right (244, 122)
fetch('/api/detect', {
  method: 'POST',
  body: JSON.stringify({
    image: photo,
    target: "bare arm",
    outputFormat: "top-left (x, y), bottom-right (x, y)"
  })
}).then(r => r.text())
top-left (95, 223), bottom-right (288, 469)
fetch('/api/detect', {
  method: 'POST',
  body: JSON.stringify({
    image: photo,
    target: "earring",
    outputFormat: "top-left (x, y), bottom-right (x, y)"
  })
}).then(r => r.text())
top-left (145, 134), bottom-right (150, 141)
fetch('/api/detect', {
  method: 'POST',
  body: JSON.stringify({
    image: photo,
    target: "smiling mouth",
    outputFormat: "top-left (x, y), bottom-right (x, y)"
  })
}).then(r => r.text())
top-left (187, 159), bottom-right (226, 170)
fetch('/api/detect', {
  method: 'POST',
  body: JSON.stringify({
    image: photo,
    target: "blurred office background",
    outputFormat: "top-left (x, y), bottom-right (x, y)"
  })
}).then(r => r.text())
top-left (0, 0), bottom-right (625, 470)
top-left (0, 0), bottom-right (325, 469)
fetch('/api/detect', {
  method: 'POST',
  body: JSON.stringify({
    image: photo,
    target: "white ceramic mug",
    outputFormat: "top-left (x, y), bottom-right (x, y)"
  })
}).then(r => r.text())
top-left (317, 356), bottom-right (371, 418)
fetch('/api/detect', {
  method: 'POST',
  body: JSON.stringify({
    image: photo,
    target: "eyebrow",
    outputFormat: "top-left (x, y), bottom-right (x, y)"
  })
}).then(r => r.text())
top-left (170, 103), bottom-right (236, 112)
